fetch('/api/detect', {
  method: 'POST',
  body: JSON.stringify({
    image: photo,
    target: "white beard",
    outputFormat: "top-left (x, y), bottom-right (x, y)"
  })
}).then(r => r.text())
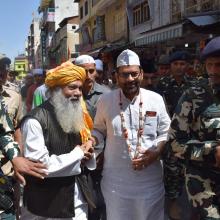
top-left (50, 88), bottom-right (85, 133)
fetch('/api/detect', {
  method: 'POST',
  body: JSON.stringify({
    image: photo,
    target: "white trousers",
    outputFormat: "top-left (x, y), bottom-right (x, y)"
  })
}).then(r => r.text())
top-left (103, 189), bottom-right (164, 220)
top-left (20, 204), bottom-right (88, 220)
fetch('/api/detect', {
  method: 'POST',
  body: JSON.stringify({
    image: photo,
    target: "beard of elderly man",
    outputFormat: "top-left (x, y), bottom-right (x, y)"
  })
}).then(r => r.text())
top-left (21, 62), bottom-right (95, 220)
top-left (50, 87), bottom-right (85, 134)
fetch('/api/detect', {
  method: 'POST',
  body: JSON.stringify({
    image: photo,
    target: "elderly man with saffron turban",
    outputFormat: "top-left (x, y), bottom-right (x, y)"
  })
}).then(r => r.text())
top-left (20, 61), bottom-right (96, 220)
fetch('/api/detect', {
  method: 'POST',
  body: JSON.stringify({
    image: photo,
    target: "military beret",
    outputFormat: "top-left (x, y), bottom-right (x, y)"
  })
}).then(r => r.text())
top-left (0, 55), bottom-right (11, 70)
top-left (169, 51), bottom-right (190, 63)
top-left (140, 59), bottom-right (157, 73)
top-left (201, 36), bottom-right (220, 60)
top-left (158, 54), bottom-right (170, 65)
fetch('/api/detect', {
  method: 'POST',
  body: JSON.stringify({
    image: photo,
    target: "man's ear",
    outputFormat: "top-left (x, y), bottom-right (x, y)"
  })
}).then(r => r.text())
top-left (140, 68), bottom-right (144, 81)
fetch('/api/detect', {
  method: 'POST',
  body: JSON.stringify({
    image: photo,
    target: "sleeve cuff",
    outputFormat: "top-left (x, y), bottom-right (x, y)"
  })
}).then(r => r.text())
top-left (71, 146), bottom-right (84, 160)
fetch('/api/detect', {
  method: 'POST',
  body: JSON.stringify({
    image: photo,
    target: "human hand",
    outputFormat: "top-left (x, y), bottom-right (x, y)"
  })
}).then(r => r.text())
top-left (132, 148), bottom-right (160, 170)
top-left (215, 146), bottom-right (220, 167)
top-left (11, 157), bottom-right (48, 185)
top-left (80, 140), bottom-right (94, 162)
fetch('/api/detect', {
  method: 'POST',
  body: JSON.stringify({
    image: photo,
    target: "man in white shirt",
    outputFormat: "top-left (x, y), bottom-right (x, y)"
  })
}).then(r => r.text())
top-left (20, 61), bottom-right (96, 220)
top-left (87, 49), bottom-right (171, 220)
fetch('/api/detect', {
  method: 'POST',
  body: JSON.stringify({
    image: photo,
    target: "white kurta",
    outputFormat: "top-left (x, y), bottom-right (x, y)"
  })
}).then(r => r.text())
top-left (92, 88), bottom-right (171, 220)
top-left (21, 119), bottom-right (96, 220)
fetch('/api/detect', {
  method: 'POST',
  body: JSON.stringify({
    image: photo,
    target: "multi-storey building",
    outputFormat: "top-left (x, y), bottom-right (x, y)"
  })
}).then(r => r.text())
top-left (26, 17), bottom-right (41, 70)
top-left (38, 0), bottom-right (79, 68)
top-left (14, 54), bottom-right (29, 80)
top-left (50, 16), bottom-right (80, 65)
top-left (74, 0), bottom-right (128, 57)
top-left (131, 0), bottom-right (220, 56)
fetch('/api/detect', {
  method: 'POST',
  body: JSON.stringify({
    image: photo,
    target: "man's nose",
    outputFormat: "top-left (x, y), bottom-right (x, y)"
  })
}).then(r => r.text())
top-left (127, 74), bottom-right (134, 81)
top-left (74, 88), bottom-right (82, 97)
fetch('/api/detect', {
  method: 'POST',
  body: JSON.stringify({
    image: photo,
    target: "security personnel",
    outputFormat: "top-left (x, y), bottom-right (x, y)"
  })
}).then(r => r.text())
top-left (0, 55), bottom-right (47, 219)
top-left (157, 51), bottom-right (197, 219)
top-left (0, 56), bottom-right (22, 169)
top-left (157, 54), bottom-right (170, 77)
top-left (169, 36), bottom-right (220, 219)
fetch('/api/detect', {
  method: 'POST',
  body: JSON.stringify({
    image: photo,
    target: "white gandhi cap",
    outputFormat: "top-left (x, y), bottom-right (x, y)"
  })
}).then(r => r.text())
top-left (32, 68), bottom-right (44, 75)
top-left (95, 59), bottom-right (103, 71)
top-left (75, 55), bottom-right (95, 65)
top-left (116, 49), bottom-right (140, 68)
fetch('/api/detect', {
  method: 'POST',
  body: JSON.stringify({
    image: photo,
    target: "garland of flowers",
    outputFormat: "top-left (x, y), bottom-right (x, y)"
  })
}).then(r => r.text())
top-left (119, 90), bottom-right (147, 160)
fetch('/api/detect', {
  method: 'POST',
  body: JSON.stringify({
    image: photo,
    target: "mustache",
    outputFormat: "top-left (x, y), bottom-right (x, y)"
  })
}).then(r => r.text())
top-left (68, 97), bottom-right (80, 102)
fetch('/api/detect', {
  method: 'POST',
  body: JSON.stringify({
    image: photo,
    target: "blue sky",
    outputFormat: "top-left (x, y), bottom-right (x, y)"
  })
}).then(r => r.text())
top-left (0, 0), bottom-right (40, 61)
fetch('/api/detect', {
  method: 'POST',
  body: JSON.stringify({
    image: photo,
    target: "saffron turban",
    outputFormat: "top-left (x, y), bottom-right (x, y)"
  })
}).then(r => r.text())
top-left (45, 61), bottom-right (93, 143)
top-left (45, 61), bottom-right (86, 88)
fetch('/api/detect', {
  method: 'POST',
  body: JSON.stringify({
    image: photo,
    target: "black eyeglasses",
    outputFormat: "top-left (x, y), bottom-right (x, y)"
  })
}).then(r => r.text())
top-left (118, 72), bottom-right (140, 79)
top-left (85, 69), bottom-right (96, 74)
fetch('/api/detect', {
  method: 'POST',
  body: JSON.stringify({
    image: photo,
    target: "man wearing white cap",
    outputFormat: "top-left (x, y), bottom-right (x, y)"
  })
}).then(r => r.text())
top-left (85, 49), bottom-right (171, 220)
top-left (75, 55), bottom-right (110, 119)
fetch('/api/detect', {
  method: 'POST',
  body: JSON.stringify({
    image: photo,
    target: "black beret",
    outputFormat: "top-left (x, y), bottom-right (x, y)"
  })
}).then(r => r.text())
top-left (158, 54), bottom-right (170, 65)
top-left (201, 36), bottom-right (220, 60)
top-left (169, 51), bottom-right (190, 63)
top-left (140, 59), bottom-right (157, 73)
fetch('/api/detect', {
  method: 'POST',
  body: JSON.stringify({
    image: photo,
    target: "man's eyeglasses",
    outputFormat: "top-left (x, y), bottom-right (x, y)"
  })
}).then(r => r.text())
top-left (85, 69), bottom-right (96, 74)
top-left (118, 72), bottom-right (140, 79)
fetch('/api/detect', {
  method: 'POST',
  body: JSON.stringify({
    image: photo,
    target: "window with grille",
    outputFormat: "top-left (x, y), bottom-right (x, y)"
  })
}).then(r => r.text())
top-left (133, 1), bottom-right (150, 26)
top-left (85, 1), bottom-right (88, 16)
top-left (171, 0), bottom-right (181, 22)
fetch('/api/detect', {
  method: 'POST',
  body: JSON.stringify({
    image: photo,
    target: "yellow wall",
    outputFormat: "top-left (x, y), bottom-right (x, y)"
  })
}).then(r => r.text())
top-left (14, 58), bottom-right (29, 80)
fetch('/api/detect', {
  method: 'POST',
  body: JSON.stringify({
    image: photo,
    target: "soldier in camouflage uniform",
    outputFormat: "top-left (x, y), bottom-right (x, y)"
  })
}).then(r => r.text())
top-left (157, 51), bottom-right (196, 219)
top-left (0, 56), bottom-right (47, 219)
top-left (169, 36), bottom-right (220, 219)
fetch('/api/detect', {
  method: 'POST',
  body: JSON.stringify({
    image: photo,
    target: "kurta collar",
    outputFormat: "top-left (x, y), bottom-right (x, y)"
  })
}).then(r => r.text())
top-left (119, 88), bottom-right (140, 105)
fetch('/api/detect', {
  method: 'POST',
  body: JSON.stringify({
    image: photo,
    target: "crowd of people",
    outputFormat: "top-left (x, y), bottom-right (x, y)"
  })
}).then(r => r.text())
top-left (0, 36), bottom-right (220, 220)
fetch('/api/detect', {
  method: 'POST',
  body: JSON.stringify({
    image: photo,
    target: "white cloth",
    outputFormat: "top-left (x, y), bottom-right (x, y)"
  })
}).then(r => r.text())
top-left (21, 119), bottom-right (96, 220)
top-left (102, 184), bottom-right (164, 220)
top-left (75, 55), bottom-right (95, 65)
top-left (92, 88), bottom-right (171, 219)
top-left (32, 68), bottom-right (44, 75)
top-left (116, 49), bottom-right (140, 67)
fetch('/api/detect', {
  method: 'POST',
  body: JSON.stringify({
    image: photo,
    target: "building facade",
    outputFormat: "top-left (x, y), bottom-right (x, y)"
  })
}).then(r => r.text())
top-left (38, 0), bottom-right (79, 68)
top-left (14, 54), bottom-right (29, 80)
top-left (131, 0), bottom-right (220, 58)
top-left (75, 0), bottom-right (128, 57)
top-left (26, 17), bottom-right (41, 70)
top-left (50, 16), bottom-right (80, 65)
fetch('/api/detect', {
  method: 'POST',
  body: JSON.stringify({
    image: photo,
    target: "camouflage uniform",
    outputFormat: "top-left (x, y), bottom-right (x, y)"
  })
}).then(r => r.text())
top-left (0, 96), bottom-right (20, 161)
top-left (0, 96), bottom-right (20, 216)
top-left (169, 81), bottom-right (220, 219)
top-left (157, 74), bottom-right (195, 199)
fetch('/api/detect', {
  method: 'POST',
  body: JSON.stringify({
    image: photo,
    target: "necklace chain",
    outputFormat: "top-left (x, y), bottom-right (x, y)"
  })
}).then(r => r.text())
top-left (119, 90), bottom-right (146, 159)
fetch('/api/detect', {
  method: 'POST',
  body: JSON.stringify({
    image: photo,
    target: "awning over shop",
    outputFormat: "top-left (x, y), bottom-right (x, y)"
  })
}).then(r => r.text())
top-left (101, 40), bottom-right (129, 53)
top-left (187, 15), bottom-right (220, 26)
top-left (135, 23), bottom-right (183, 47)
top-left (88, 47), bottom-right (104, 57)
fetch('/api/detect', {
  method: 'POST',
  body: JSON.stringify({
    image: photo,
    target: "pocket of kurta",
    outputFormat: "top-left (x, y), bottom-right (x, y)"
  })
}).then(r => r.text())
top-left (144, 117), bottom-right (157, 136)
